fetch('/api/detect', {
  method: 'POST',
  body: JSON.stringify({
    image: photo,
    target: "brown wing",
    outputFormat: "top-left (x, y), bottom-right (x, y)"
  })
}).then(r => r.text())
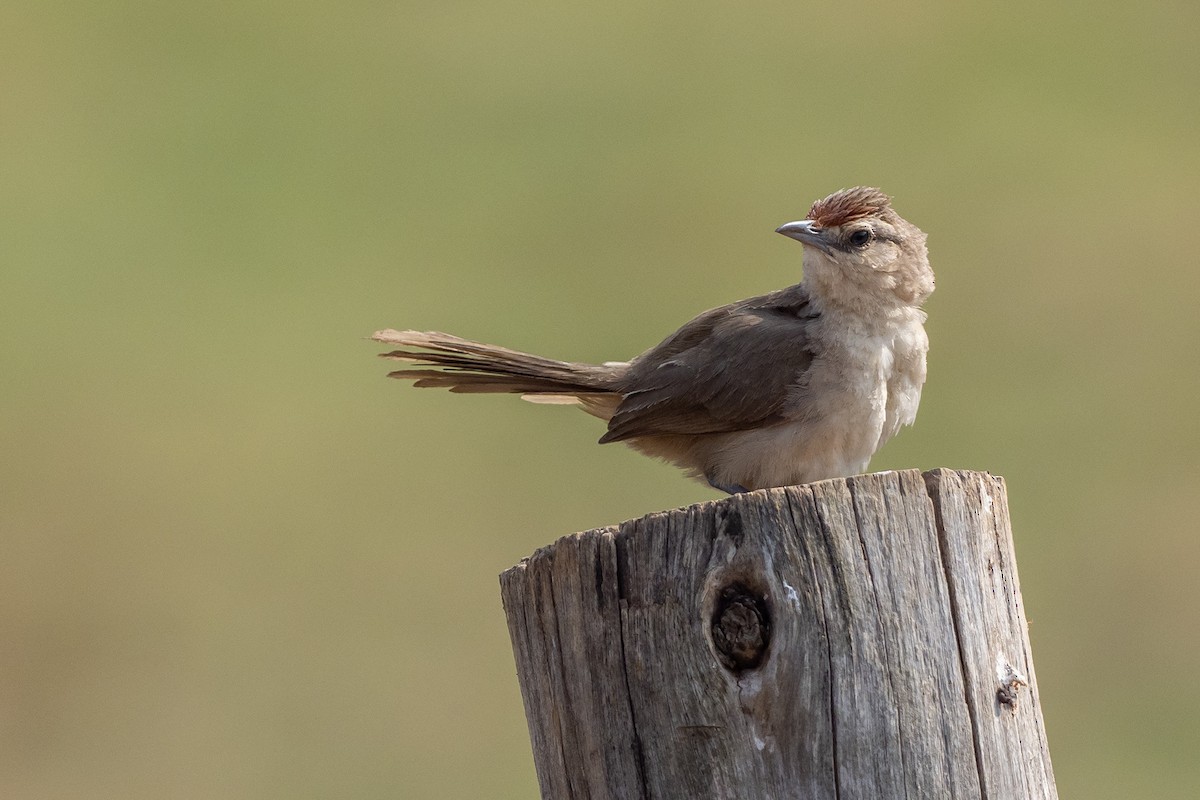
top-left (599, 287), bottom-right (818, 443)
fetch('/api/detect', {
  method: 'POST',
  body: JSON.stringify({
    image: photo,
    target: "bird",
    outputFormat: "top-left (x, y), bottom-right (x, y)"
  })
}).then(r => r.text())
top-left (373, 186), bottom-right (934, 494)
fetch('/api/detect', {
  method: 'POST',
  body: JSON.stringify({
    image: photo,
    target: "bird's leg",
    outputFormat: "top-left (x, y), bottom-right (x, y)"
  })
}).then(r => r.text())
top-left (707, 476), bottom-right (750, 495)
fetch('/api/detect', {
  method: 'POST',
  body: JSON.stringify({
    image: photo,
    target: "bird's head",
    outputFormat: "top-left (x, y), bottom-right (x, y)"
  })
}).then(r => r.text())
top-left (776, 187), bottom-right (934, 312)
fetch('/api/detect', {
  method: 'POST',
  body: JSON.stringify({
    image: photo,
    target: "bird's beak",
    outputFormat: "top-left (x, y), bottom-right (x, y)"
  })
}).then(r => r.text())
top-left (775, 220), bottom-right (833, 255)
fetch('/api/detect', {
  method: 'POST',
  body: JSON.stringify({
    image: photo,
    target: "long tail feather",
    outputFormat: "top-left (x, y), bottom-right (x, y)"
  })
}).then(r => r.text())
top-left (372, 329), bottom-right (620, 396)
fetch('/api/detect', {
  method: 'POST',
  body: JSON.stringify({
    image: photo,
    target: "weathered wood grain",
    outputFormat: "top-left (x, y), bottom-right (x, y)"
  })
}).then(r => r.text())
top-left (500, 469), bottom-right (1056, 799)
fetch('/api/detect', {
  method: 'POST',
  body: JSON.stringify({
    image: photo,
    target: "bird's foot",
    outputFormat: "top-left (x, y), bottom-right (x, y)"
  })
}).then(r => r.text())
top-left (707, 478), bottom-right (750, 495)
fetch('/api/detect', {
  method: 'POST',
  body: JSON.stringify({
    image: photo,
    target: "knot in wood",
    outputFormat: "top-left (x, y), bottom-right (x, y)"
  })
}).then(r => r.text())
top-left (711, 583), bottom-right (770, 672)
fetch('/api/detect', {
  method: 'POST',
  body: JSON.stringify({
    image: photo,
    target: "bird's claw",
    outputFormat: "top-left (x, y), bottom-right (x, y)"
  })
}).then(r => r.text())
top-left (708, 478), bottom-right (750, 495)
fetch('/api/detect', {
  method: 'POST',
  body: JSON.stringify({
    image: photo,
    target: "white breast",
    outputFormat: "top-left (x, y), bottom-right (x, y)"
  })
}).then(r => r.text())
top-left (711, 311), bottom-right (928, 490)
top-left (880, 321), bottom-right (928, 446)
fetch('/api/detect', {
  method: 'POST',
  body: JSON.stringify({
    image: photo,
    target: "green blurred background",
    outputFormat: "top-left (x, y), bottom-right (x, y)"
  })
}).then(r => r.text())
top-left (2, 1), bottom-right (1198, 797)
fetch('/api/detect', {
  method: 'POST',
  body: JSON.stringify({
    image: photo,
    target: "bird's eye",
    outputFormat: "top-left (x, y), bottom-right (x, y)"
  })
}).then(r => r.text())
top-left (848, 229), bottom-right (872, 248)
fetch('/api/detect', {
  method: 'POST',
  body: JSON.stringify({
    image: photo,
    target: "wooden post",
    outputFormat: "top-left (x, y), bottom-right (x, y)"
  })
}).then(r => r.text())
top-left (500, 469), bottom-right (1056, 799)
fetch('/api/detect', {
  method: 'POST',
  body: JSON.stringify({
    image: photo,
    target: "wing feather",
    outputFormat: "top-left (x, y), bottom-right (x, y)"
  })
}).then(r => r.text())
top-left (600, 287), bottom-right (817, 443)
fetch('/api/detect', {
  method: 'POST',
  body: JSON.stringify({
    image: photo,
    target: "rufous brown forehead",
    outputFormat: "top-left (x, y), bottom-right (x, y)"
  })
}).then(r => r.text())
top-left (806, 186), bottom-right (892, 228)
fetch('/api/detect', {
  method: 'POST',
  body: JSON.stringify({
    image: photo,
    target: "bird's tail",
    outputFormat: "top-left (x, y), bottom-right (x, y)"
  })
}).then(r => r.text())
top-left (372, 330), bottom-right (622, 408)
